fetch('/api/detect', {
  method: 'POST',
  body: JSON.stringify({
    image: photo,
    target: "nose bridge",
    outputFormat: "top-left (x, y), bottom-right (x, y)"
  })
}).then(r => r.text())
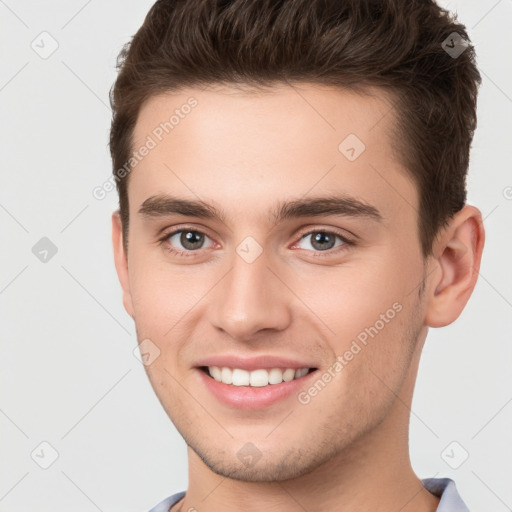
top-left (209, 240), bottom-right (291, 339)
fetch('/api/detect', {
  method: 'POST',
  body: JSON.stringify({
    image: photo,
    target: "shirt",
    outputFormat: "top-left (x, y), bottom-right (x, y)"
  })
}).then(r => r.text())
top-left (146, 477), bottom-right (470, 512)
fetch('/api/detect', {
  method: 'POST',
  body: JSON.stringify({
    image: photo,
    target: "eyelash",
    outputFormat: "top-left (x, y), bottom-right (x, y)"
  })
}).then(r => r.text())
top-left (157, 226), bottom-right (355, 259)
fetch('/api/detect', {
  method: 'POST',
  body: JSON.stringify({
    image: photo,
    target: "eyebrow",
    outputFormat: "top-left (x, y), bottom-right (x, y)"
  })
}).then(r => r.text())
top-left (138, 193), bottom-right (383, 225)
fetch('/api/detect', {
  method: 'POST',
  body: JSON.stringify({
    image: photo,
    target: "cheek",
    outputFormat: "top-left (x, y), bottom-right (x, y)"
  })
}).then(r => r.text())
top-left (293, 258), bottom-right (409, 344)
top-left (294, 252), bottom-right (421, 393)
top-left (127, 249), bottom-right (189, 335)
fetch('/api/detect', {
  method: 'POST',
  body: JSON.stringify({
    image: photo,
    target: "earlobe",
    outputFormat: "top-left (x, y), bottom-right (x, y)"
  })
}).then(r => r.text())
top-left (425, 206), bottom-right (485, 327)
top-left (111, 211), bottom-right (135, 319)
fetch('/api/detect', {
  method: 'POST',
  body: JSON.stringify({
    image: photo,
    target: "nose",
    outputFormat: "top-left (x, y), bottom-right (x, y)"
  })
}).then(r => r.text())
top-left (208, 246), bottom-right (292, 341)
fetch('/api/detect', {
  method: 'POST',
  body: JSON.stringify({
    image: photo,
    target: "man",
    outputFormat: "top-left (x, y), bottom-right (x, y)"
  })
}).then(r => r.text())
top-left (109, 1), bottom-right (485, 510)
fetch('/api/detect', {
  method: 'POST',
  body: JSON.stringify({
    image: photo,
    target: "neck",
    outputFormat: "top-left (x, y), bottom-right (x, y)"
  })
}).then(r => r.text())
top-left (173, 419), bottom-right (439, 512)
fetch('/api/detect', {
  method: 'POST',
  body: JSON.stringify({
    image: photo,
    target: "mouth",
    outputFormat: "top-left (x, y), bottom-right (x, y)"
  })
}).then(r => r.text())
top-left (198, 365), bottom-right (318, 387)
top-left (194, 355), bottom-right (321, 410)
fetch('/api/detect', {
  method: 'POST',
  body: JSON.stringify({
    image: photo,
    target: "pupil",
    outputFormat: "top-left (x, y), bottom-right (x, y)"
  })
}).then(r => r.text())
top-left (182, 231), bottom-right (203, 249)
top-left (312, 232), bottom-right (334, 251)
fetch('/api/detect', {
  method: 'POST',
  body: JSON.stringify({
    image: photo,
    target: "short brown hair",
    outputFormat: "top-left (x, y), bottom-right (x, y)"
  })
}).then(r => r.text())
top-left (109, 0), bottom-right (481, 257)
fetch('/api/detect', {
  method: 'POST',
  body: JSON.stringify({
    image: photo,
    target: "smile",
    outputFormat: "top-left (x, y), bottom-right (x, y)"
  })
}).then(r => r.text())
top-left (197, 365), bottom-right (319, 410)
top-left (203, 366), bottom-right (315, 387)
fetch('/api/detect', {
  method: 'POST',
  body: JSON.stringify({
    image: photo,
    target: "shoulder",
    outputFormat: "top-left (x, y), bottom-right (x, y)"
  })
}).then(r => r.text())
top-left (146, 490), bottom-right (186, 512)
top-left (422, 477), bottom-right (471, 512)
top-left (146, 482), bottom-right (472, 512)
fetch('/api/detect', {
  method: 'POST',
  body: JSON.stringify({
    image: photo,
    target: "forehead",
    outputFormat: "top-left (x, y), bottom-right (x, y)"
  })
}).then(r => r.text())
top-left (129, 83), bottom-right (417, 227)
top-left (133, 83), bottom-right (397, 154)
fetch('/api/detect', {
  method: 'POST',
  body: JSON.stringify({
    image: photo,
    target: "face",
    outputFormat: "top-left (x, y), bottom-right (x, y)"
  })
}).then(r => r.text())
top-left (114, 83), bottom-right (432, 481)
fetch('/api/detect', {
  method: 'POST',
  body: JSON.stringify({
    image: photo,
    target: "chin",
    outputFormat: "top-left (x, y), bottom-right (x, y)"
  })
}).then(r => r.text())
top-left (190, 439), bottom-right (327, 483)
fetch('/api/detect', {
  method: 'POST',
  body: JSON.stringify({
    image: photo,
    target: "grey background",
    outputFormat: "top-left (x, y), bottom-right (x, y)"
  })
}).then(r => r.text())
top-left (1, 1), bottom-right (511, 511)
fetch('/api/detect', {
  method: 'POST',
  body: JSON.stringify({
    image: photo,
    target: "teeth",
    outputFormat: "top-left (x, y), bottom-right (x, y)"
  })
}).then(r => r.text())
top-left (220, 366), bottom-right (232, 384)
top-left (232, 368), bottom-right (250, 386)
top-left (249, 369), bottom-right (268, 387)
top-left (207, 366), bottom-right (311, 386)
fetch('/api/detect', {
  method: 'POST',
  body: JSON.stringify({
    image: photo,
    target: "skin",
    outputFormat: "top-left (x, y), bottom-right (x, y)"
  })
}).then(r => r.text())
top-left (112, 83), bottom-right (485, 512)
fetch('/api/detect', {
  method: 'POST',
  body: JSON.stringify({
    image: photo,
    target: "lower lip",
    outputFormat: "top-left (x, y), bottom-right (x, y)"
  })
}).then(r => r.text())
top-left (196, 368), bottom-right (317, 410)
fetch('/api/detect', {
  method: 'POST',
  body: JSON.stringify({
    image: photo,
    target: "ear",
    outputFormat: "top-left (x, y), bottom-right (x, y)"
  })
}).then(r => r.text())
top-left (111, 210), bottom-right (135, 319)
top-left (424, 205), bottom-right (485, 328)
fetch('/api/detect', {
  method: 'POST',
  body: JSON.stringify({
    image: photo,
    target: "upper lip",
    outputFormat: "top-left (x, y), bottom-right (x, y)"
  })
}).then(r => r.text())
top-left (195, 355), bottom-right (319, 372)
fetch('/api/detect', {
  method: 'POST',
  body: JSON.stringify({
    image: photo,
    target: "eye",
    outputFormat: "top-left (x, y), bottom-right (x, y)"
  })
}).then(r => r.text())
top-left (159, 227), bottom-right (215, 256)
top-left (293, 229), bottom-right (352, 256)
top-left (158, 226), bottom-right (354, 259)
